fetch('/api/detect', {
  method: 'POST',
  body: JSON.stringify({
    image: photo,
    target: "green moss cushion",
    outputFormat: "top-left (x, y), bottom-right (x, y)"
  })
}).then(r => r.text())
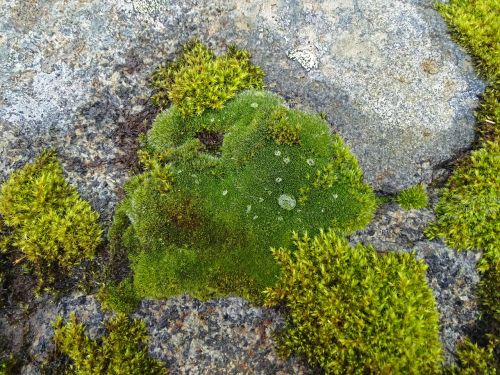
top-left (111, 90), bottom-right (376, 301)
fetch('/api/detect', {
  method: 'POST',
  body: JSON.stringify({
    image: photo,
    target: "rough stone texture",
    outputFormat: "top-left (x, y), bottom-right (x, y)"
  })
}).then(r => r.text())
top-left (20, 294), bottom-right (309, 375)
top-left (350, 202), bottom-right (481, 363)
top-left (0, 0), bottom-right (484, 224)
top-left (0, 0), bottom-right (485, 371)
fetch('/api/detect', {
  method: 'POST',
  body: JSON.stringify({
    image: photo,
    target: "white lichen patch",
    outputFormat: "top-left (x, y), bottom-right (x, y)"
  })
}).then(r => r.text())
top-left (287, 47), bottom-right (319, 71)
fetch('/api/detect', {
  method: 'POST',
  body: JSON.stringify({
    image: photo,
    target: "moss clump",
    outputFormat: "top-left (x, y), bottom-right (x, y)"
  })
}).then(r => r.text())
top-left (447, 337), bottom-right (499, 375)
top-left (97, 278), bottom-right (140, 314)
top-left (264, 230), bottom-right (443, 374)
top-left (111, 90), bottom-right (376, 302)
top-left (426, 142), bottom-right (500, 318)
top-left (436, 0), bottom-right (499, 83)
top-left (267, 106), bottom-right (301, 145)
top-left (54, 313), bottom-right (167, 374)
top-left (0, 355), bottom-right (16, 375)
top-left (151, 40), bottom-right (265, 117)
top-left (434, 0), bottom-right (500, 339)
top-left (0, 150), bottom-right (102, 288)
top-left (395, 183), bottom-right (429, 210)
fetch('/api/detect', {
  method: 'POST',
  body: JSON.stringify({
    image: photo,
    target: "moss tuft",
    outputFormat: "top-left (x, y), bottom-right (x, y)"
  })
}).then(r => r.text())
top-left (151, 40), bottom-right (265, 117)
top-left (0, 150), bottom-right (102, 288)
top-left (435, 0), bottom-right (499, 83)
top-left (446, 336), bottom-right (499, 375)
top-left (267, 106), bottom-right (301, 145)
top-left (426, 142), bottom-right (500, 319)
top-left (53, 313), bottom-right (167, 374)
top-left (97, 278), bottom-right (140, 314)
top-left (264, 230), bottom-right (443, 374)
top-left (395, 183), bottom-right (429, 210)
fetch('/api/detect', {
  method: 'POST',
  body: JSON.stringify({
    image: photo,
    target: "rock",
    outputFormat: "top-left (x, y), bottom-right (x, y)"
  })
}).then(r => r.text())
top-left (21, 294), bottom-right (309, 374)
top-left (412, 241), bottom-right (481, 363)
top-left (350, 202), bottom-right (481, 363)
top-left (0, 0), bottom-right (484, 225)
top-left (134, 296), bottom-right (309, 374)
top-left (0, 0), bottom-right (485, 370)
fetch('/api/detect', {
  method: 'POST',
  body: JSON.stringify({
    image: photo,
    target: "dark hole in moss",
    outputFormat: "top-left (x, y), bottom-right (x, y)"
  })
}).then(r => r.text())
top-left (196, 131), bottom-right (224, 153)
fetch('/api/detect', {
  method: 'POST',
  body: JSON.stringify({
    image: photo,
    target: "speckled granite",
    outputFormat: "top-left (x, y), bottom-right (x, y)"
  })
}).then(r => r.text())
top-left (0, 0), bottom-right (485, 371)
top-left (20, 294), bottom-right (310, 375)
top-left (0, 0), bottom-right (484, 226)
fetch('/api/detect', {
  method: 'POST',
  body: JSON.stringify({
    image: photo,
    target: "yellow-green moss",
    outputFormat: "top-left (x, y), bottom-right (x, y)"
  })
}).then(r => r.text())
top-left (264, 230), bottom-right (443, 374)
top-left (0, 150), bottom-right (102, 288)
top-left (395, 183), bottom-right (429, 210)
top-left (433, 0), bottom-right (499, 366)
top-left (53, 313), bottom-right (167, 375)
top-left (267, 106), bottom-right (301, 145)
top-left (151, 40), bottom-right (265, 117)
top-left (446, 336), bottom-right (499, 375)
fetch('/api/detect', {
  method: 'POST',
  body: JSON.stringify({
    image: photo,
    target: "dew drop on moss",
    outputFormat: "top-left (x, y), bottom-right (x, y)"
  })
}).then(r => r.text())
top-left (278, 194), bottom-right (296, 210)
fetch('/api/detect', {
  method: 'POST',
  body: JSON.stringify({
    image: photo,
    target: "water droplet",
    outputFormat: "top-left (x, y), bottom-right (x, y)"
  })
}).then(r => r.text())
top-left (278, 194), bottom-right (296, 210)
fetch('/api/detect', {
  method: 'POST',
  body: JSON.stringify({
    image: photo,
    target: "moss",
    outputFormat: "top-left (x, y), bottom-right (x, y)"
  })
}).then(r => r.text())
top-left (151, 40), bottom-right (265, 117)
top-left (446, 336), bottom-right (499, 375)
top-left (53, 313), bottom-right (167, 375)
top-left (395, 183), bottom-right (429, 210)
top-left (264, 230), bottom-right (443, 374)
top-left (426, 142), bottom-right (500, 318)
top-left (110, 90), bottom-right (376, 302)
top-left (435, 0), bottom-right (499, 83)
top-left (97, 278), bottom-right (140, 314)
top-left (0, 355), bottom-right (16, 375)
top-left (434, 0), bottom-right (500, 365)
top-left (267, 106), bottom-right (301, 145)
top-left (0, 150), bottom-right (102, 289)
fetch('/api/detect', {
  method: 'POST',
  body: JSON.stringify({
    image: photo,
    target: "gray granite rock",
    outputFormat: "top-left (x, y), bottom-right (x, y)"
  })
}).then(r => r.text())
top-left (350, 202), bottom-right (481, 363)
top-left (20, 294), bottom-right (309, 375)
top-left (0, 0), bottom-right (485, 371)
top-left (0, 0), bottom-right (484, 226)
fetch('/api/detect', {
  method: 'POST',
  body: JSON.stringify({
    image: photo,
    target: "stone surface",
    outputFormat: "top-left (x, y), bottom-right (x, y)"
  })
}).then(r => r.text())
top-left (0, 0), bottom-right (485, 371)
top-left (0, 0), bottom-right (484, 225)
top-left (350, 202), bottom-right (481, 363)
top-left (20, 294), bottom-right (309, 374)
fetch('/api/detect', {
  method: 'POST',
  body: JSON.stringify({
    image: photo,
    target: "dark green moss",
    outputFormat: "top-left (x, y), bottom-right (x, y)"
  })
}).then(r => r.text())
top-left (446, 336), bottom-right (499, 375)
top-left (110, 90), bottom-right (376, 302)
top-left (264, 230), bottom-right (443, 374)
